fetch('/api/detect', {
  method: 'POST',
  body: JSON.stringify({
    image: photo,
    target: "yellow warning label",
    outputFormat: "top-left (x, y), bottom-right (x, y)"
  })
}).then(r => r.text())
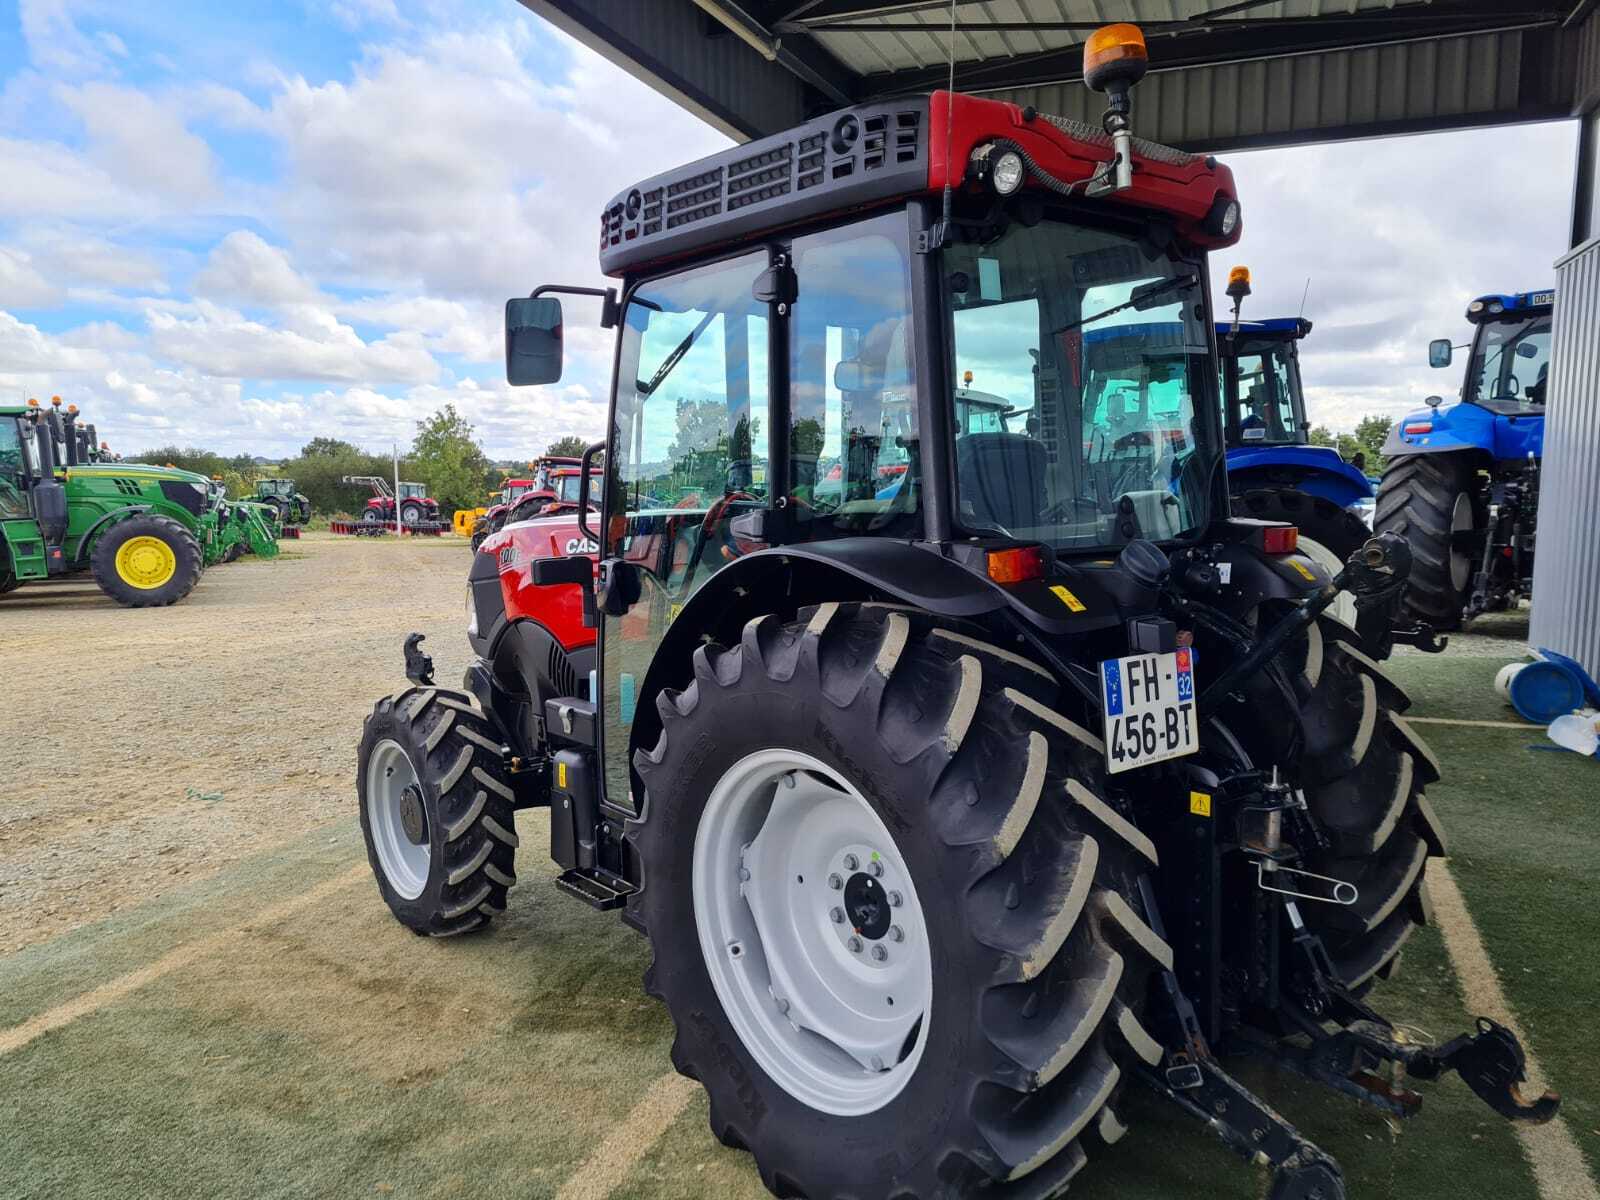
top-left (1049, 584), bottom-right (1087, 613)
top-left (557, 761), bottom-right (568, 790)
top-left (1288, 559), bottom-right (1316, 582)
top-left (669, 602), bottom-right (684, 623)
top-left (1189, 791), bottom-right (1212, 817)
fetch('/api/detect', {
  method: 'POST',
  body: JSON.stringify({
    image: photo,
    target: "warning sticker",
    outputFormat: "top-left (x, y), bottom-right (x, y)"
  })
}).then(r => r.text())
top-left (1050, 584), bottom-right (1087, 613)
top-left (1189, 791), bottom-right (1212, 817)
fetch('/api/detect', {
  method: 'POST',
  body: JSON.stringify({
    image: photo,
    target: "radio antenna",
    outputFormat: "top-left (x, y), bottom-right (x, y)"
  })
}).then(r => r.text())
top-left (938, 0), bottom-right (957, 242)
top-left (1298, 276), bottom-right (1312, 319)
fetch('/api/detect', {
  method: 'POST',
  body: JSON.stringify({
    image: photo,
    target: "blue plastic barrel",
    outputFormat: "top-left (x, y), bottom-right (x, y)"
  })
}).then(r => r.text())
top-left (1508, 660), bottom-right (1587, 724)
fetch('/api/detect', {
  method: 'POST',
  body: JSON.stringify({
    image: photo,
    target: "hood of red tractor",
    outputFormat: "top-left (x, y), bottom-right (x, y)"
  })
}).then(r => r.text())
top-left (480, 509), bottom-right (601, 652)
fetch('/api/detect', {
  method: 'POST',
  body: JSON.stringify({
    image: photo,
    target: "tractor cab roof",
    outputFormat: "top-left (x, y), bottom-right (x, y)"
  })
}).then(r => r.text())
top-left (1467, 289), bottom-right (1554, 322)
top-left (599, 90), bottom-right (1239, 278)
top-left (1215, 317), bottom-right (1313, 343)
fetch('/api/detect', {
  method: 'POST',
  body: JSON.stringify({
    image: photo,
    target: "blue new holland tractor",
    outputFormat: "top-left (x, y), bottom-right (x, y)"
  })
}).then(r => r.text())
top-left (1217, 314), bottom-right (1375, 565)
top-left (1374, 289), bottom-right (1551, 629)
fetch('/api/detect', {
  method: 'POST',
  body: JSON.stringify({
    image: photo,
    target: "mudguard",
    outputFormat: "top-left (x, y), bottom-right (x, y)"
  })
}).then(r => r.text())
top-left (1227, 445), bottom-right (1373, 509)
top-left (1382, 400), bottom-right (1542, 462)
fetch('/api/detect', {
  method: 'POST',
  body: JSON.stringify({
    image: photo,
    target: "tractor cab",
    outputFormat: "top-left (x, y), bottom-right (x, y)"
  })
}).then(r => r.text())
top-left (1218, 316), bottom-right (1312, 447)
top-left (1390, 289), bottom-right (1553, 462)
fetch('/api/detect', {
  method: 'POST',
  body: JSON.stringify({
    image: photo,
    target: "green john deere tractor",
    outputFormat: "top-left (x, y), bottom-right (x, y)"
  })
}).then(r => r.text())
top-left (1, 399), bottom-right (208, 606)
top-left (254, 477), bottom-right (311, 537)
top-left (208, 478), bottom-right (280, 563)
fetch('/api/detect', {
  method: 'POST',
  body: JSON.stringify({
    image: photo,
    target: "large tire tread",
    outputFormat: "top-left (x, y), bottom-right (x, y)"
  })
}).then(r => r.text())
top-left (628, 603), bottom-right (1169, 1199)
top-left (357, 686), bottom-right (517, 937)
top-left (1373, 453), bottom-right (1478, 628)
top-left (1286, 616), bottom-right (1443, 986)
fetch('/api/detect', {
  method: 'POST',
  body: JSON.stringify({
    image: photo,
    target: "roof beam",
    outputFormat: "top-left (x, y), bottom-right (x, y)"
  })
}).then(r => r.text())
top-left (519, 0), bottom-right (820, 141)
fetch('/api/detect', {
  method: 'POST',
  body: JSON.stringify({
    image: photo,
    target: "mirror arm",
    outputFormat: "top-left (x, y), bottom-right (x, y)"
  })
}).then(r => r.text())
top-left (533, 284), bottom-right (621, 329)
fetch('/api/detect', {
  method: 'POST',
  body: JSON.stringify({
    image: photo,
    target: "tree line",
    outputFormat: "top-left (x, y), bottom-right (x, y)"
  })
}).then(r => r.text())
top-left (131, 407), bottom-right (593, 519)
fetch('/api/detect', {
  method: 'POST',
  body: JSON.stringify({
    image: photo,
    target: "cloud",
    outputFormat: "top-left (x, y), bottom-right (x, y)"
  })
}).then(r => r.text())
top-left (0, 247), bottom-right (63, 308)
top-left (144, 300), bottom-right (440, 384)
top-left (193, 230), bottom-right (323, 307)
top-left (58, 82), bottom-right (221, 204)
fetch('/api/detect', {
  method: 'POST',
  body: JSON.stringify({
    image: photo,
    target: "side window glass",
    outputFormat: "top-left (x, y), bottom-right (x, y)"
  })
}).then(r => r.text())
top-left (0, 420), bottom-right (27, 519)
top-left (788, 212), bottom-right (918, 536)
top-left (1234, 352), bottom-right (1271, 440)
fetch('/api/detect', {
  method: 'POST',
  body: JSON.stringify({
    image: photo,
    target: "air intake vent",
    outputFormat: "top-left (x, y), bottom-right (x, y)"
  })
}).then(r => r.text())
top-left (547, 642), bottom-right (582, 702)
top-left (598, 99), bottom-right (929, 277)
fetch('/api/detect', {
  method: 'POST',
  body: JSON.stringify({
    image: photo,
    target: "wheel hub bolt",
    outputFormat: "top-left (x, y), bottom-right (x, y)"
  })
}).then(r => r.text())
top-left (828, 873), bottom-right (843, 890)
top-left (830, 906), bottom-right (845, 924)
top-left (889, 925), bottom-right (905, 942)
top-left (847, 936), bottom-right (863, 954)
top-left (775, 998), bottom-right (790, 1015)
top-left (870, 944), bottom-right (888, 962)
top-left (868, 859), bottom-right (884, 878)
top-left (738, 866), bottom-right (751, 882)
top-left (843, 853), bottom-right (859, 871)
top-left (888, 890), bottom-right (903, 907)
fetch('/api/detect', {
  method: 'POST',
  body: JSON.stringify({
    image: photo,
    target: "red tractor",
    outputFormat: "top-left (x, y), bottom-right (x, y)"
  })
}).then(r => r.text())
top-left (356, 24), bottom-right (1555, 1200)
top-left (504, 462), bottom-right (587, 525)
top-left (343, 476), bottom-right (441, 528)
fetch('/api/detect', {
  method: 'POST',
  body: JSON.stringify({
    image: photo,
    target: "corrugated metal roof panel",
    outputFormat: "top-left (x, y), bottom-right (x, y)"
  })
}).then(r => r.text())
top-left (986, 29), bottom-right (1565, 151)
top-left (805, 0), bottom-right (1447, 77)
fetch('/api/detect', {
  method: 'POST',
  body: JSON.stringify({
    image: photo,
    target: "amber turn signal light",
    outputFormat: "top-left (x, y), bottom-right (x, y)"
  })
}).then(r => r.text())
top-left (987, 545), bottom-right (1046, 583)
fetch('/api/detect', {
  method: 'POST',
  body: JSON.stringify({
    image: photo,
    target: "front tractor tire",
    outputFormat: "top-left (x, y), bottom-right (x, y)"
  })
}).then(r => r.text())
top-left (630, 604), bottom-right (1172, 1199)
top-left (357, 686), bottom-right (519, 937)
top-left (1373, 454), bottom-right (1480, 629)
top-left (90, 514), bottom-right (203, 608)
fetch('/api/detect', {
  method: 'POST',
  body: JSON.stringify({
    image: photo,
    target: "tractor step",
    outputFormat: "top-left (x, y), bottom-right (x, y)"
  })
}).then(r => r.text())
top-left (555, 868), bottom-right (635, 911)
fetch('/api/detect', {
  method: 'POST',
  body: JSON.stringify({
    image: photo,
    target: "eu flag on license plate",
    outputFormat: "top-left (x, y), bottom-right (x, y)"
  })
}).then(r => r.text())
top-left (1103, 660), bottom-right (1124, 715)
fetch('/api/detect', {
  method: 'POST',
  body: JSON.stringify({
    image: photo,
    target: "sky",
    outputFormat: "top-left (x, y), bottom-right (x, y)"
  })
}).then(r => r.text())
top-left (0, 0), bottom-right (1579, 460)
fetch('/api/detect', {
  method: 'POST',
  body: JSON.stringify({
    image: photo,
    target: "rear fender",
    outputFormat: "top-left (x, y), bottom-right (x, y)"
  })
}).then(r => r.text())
top-left (620, 540), bottom-right (1121, 799)
top-left (1227, 446), bottom-right (1374, 506)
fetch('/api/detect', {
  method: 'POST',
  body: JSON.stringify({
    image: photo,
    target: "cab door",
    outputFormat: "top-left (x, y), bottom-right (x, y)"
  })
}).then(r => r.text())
top-left (598, 250), bottom-right (773, 808)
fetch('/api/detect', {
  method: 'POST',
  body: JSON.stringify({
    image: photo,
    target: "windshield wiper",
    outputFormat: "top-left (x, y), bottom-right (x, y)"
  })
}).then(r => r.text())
top-left (637, 307), bottom-right (718, 397)
top-left (1054, 274), bottom-right (1198, 335)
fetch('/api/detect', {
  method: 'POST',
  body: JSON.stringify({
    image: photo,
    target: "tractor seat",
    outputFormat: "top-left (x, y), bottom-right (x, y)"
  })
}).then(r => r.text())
top-left (956, 432), bottom-right (1048, 532)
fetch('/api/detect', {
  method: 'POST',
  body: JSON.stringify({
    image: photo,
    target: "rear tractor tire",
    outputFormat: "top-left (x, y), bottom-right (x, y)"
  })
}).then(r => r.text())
top-left (401, 502), bottom-right (424, 527)
top-left (630, 603), bottom-right (1172, 1199)
top-left (357, 686), bottom-right (519, 937)
top-left (1236, 612), bottom-right (1446, 994)
top-left (90, 514), bottom-right (203, 608)
top-left (1373, 454), bottom-right (1480, 630)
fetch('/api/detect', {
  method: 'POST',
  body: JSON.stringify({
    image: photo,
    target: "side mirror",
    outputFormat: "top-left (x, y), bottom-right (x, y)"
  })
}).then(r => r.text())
top-left (1428, 338), bottom-right (1452, 369)
top-left (506, 297), bottom-right (564, 386)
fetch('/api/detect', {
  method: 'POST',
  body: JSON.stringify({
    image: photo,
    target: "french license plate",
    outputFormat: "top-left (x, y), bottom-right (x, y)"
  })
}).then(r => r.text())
top-left (1100, 649), bottom-right (1198, 774)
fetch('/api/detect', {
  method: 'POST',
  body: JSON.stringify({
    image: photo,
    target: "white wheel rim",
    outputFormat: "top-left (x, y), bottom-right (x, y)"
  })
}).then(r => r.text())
top-left (693, 748), bottom-right (932, 1116)
top-left (367, 738), bottom-right (430, 900)
top-left (1298, 535), bottom-right (1358, 627)
top-left (1449, 492), bottom-right (1474, 592)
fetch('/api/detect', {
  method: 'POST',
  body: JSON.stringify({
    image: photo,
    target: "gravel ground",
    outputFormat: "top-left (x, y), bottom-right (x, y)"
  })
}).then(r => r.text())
top-left (0, 533), bottom-right (473, 955)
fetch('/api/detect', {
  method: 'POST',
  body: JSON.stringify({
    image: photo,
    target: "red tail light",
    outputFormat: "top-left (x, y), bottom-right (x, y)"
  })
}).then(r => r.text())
top-left (1403, 422), bottom-right (1432, 435)
top-left (987, 546), bottom-right (1046, 583)
top-left (1263, 525), bottom-right (1299, 554)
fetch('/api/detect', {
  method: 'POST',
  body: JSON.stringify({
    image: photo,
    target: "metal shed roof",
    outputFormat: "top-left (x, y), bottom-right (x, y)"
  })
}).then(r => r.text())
top-left (521, 0), bottom-right (1600, 152)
